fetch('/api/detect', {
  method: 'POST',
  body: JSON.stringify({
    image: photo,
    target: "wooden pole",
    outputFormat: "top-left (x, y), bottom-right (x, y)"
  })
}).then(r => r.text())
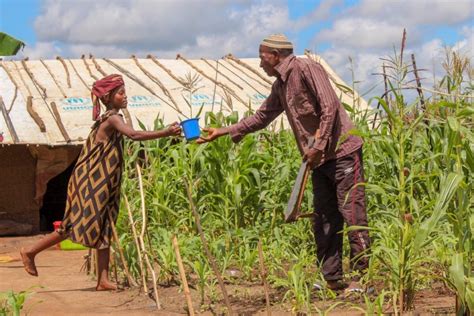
top-left (87, 249), bottom-right (92, 274)
top-left (103, 58), bottom-right (183, 116)
top-left (110, 247), bottom-right (119, 284)
top-left (93, 249), bottom-right (97, 279)
top-left (0, 96), bottom-right (19, 143)
top-left (56, 56), bottom-right (72, 88)
top-left (172, 235), bottom-right (195, 316)
top-left (108, 211), bottom-right (136, 287)
top-left (50, 101), bottom-right (71, 143)
top-left (124, 195), bottom-right (148, 293)
top-left (136, 164), bottom-right (162, 309)
top-left (26, 96), bottom-right (46, 132)
top-left (258, 240), bottom-right (271, 316)
top-left (184, 181), bottom-right (233, 315)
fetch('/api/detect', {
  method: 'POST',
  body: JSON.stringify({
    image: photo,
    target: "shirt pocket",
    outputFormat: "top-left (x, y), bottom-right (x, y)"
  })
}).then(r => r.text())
top-left (291, 93), bottom-right (315, 116)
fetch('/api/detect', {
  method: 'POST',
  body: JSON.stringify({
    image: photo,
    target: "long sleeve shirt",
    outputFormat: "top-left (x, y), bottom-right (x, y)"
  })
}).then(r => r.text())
top-left (229, 54), bottom-right (362, 166)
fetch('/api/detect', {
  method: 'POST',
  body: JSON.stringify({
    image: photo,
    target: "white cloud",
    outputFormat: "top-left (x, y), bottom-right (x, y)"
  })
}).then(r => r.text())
top-left (312, 0), bottom-right (473, 51)
top-left (313, 0), bottom-right (472, 52)
top-left (21, 41), bottom-right (63, 59)
top-left (321, 30), bottom-right (473, 102)
top-left (312, 0), bottom-right (473, 100)
top-left (455, 25), bottom-right (474, 58)
top-left (316, 18), bottom-right (412, 50)
top-left (31, 0), bottom-right (292, 59)
top-left (353, 0), bottom-right (472, 26)
top-left (321, 48), bottom-right (385, 97)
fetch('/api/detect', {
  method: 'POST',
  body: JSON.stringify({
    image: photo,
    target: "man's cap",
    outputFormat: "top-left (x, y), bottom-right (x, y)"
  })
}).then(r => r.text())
top-left (260, 34), bottom-right (293, 50)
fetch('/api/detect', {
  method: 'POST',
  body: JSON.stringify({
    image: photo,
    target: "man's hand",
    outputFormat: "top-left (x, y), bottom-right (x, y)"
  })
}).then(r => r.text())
top-left (303, 147), bottom-right (323, 168)
top-left (196, 127), bottom-right (229, 144)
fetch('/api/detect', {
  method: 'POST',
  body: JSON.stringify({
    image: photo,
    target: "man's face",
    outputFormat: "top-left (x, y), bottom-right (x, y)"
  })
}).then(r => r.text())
top-left (259, 45), bottom-right (280, 77)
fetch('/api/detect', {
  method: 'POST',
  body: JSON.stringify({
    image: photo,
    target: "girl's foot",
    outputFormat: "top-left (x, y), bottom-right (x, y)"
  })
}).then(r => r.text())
top-left (96, 280), bottom-right (117, 291)
top-left (20, 248), bottom-right (38, 276)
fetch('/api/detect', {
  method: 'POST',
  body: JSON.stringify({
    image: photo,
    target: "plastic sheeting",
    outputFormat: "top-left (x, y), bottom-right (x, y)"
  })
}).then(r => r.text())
top-left (0, 54), bottom-right (368, 145)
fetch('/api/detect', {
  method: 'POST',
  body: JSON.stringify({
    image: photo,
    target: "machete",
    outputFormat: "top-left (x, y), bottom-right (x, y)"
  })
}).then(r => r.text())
top-left (284, 131), bottom-right (320, 223)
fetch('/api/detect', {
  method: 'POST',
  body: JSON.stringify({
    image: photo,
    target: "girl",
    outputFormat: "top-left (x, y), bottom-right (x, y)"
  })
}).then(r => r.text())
top-left (20, 74), bottom-right (181, 291)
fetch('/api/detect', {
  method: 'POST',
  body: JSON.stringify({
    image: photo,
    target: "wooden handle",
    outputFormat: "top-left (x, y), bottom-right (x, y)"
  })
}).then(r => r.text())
top-left (295, 164), bottom-right (310, 214)
top-left (284, 129), bottom-right (320, 223)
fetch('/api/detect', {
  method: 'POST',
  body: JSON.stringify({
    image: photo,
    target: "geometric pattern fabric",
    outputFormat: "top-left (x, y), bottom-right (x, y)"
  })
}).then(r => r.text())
top-left (60, 113), bottom-right (124, 249)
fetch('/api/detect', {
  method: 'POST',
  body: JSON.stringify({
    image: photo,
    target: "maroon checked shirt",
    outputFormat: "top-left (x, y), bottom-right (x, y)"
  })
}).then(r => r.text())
top-left (229, 54), bottom-right (363, 167)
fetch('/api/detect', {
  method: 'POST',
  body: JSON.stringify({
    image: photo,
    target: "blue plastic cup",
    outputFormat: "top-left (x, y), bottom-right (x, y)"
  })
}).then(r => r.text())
top-left (180, 118), bottom-right (201, 141)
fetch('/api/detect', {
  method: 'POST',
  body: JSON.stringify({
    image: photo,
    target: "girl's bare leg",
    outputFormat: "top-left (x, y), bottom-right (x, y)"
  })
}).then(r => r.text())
top-left (20, 231), bottom-right (67, 276)
top-left (96, 247), bottom-right (117, 291)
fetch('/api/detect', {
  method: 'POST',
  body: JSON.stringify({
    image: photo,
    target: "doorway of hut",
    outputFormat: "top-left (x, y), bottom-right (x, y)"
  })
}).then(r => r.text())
top-left (39, 159), bottom-right (77, 232)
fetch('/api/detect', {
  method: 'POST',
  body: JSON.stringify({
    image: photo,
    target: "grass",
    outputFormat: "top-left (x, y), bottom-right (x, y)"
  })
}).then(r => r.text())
top-left (0, 288), bottom-right (36, 316)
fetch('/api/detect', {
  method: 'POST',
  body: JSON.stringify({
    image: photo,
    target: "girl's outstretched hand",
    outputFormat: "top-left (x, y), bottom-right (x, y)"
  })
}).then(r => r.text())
top-left (166, 122), bottom-right (182, 137)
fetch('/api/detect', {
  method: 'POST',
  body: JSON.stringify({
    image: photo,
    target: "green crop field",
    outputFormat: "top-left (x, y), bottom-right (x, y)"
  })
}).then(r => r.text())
top-left (108, 49), bottom-right (473, 315)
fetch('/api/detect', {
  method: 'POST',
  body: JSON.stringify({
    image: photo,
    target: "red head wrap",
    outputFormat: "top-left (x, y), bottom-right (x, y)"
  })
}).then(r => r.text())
top-left (91, 74), bottom-right (125, 120)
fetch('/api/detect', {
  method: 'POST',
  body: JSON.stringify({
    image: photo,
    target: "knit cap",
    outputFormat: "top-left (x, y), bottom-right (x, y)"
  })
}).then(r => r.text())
top-left (260, 34), bottom-right (293, 49)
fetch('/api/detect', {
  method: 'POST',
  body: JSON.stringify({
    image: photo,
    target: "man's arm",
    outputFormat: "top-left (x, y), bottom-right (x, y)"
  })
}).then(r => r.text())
top-left (302, 62), bottom-right (339, 152)
top-left (198, 85), bottom-right (283, 143)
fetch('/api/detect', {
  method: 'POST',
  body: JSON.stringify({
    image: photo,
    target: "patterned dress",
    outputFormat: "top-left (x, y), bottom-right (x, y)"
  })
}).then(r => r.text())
top-left (60, 113), bottom-right (124, 249)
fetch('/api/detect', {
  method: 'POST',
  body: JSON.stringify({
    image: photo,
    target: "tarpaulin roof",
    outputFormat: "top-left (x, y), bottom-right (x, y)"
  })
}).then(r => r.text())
top-left (0, 53), bottom-right (368, 145)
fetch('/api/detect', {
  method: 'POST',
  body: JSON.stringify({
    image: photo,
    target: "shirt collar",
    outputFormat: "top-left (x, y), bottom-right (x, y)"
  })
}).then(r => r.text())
top-left (274, 54), bottom-right (295, 83)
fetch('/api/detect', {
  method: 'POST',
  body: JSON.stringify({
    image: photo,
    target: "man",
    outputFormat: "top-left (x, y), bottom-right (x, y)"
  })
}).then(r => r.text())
top-left (197, 34), bottom-right (370, 292)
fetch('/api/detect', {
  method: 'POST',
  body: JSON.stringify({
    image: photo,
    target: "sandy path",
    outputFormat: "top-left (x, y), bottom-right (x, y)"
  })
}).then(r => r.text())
top-left (0, 235), bottom-right (172, 315)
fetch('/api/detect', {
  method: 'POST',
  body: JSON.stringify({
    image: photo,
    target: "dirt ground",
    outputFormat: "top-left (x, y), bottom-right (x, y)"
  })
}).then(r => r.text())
top-left (1, 235), bottom-right (456, 315)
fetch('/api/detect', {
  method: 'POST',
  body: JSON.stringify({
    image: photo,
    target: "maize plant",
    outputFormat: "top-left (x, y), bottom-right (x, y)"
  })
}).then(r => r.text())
top-left (113, 49), bottom-right (472, 314)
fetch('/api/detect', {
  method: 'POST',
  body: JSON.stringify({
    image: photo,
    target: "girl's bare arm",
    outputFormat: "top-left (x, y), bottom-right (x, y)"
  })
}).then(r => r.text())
top-left (108, 114), bottom-right (181, 141)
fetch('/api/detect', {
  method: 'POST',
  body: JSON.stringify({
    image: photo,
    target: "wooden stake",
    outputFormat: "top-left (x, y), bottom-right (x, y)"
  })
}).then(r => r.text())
top-left (124, 195), bottom-right (148, 293)
top-left (177, 54), bottom-right (247, 108)
top-left (108, 211), bottom-right (136, 287)
top-left (56, 56), bottom-right (71, 88)
top-left (172, 235), bottom-right (195, 316)
top-left (111, 246), bottom-right (119, 284)
top-left (50, 101), bottom-right (71, 143)
top-left (40, 59), bottom-right (67, 98)
top-left (258, 240), bottom-right (271, 316)
top-left (87, 249), bottom-right (92, 274)
top-left (184, 181), bottom-right (233, 315)
top-left (26, 96), bottom-right (46, 132)
top-left (0, 96), bottom-right (19, 143)
top-left (103, 58), bottom-right (183, 116)
top-left (225, 54), bottom-right (273, 85)
top-left (21, 58), bottom-right (47, 98)
top-left (79, 249), bottom-right (92, 274)
top-left (93, 249), bottom-right (97, 278)
top-left (136, 164), bottom-right (162, 309)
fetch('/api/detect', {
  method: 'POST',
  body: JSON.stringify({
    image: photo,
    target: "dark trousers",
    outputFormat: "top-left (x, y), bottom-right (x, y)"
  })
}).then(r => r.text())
top-left (311, 148), bottom-right (370, 281)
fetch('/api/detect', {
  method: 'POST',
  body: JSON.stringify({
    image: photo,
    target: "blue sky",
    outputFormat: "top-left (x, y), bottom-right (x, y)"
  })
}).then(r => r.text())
top-left (1, 0), bottom-right (472, 94)
top-left (1, 0), bottom-right (40, 45)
